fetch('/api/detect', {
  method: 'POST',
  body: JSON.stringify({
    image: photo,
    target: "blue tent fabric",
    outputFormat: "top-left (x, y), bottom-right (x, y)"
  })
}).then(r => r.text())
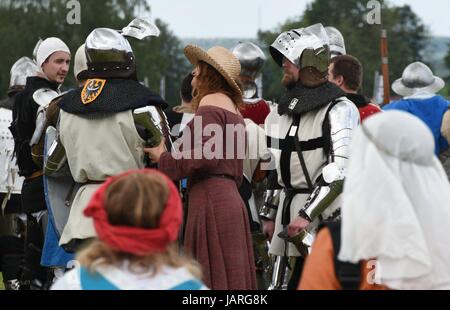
top-left (383, 95), bottom-right (450, 155)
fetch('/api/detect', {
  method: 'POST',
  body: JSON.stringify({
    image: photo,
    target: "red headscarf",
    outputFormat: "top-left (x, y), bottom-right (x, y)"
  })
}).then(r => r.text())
top-left (84, 169), bottom-right (182, 256)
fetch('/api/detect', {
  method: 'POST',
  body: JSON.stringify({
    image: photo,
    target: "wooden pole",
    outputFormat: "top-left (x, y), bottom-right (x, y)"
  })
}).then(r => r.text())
top-left (380, 29), bottom-right (390, 106)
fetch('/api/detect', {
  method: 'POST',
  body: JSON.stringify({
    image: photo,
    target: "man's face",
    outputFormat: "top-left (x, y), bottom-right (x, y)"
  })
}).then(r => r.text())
top-left (41, 51), bottom-right (71, 84)
top-left (327, 62), bottom-right (342, 87)
top-left (281, 57), bottom-right (300, 88)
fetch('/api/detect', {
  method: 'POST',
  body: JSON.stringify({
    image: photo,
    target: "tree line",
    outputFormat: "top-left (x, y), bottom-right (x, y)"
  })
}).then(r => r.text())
top-left (1, 0), bottom-right (444, 106)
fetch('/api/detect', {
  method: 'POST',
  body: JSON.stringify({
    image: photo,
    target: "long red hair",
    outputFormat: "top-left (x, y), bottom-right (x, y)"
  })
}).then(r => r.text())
top-left (191, 61), bottom-right (242, 110)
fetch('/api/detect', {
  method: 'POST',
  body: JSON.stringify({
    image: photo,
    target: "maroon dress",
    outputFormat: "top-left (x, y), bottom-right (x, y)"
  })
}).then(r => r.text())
top-left (159, 105), bottom-right (257, 290)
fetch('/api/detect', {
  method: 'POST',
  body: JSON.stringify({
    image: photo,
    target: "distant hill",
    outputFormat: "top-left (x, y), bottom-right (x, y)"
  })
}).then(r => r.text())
top-left (180, 38), bottom-right (259, 50)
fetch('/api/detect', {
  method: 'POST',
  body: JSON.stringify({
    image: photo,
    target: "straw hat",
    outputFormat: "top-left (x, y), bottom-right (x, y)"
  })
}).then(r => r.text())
top-left (392, 62), bottom-right (445, 97)
top-left (184, 44), bottom-right (242, 95)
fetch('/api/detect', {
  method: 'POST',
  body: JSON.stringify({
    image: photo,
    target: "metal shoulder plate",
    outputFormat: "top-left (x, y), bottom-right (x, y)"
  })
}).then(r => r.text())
top-left (32, 88), bottom-right (60, 108)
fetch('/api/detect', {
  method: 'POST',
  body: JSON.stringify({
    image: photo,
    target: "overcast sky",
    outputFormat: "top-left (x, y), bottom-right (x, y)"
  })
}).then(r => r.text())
top-left (145, 0), bottom-right (449, 38)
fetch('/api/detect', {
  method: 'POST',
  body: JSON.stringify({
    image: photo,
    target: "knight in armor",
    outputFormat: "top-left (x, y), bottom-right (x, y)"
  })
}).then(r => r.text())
top-left (9, 38), bottom-right (71, 289)
top-left (36, 43), bottom-right (91, 279)
top-left (383, 62), bottom-right (449, 156)
top-left (0, 57), bottom-right (38, 290)
top-left (231, 42), bottom-right (270, 126)
top-left (47, 27), bottom-right (168, 252)
top-left (232, 41), bottom-right (272, 288)
top-left (260, 24), bottom-right (359, 289)
top-left (232, 41), bottom-right (270, 227)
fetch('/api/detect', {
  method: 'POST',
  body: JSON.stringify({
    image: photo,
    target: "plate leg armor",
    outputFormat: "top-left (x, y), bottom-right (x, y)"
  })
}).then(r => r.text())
top-left (268, 255), bottom-right (294, 290)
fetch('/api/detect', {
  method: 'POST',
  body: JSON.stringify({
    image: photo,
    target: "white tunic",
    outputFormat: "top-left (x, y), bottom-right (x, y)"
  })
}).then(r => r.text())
top-left (264, 102), bottom-right (341, 256)
top-left (58, 110), bottom-right (146, 246)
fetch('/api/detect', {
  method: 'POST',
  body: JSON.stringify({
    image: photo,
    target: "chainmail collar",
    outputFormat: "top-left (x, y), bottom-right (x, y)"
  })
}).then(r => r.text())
top-left (58, 78), bottom-right (167, 117)
top-left (278, 81), bottom-right (345, 116)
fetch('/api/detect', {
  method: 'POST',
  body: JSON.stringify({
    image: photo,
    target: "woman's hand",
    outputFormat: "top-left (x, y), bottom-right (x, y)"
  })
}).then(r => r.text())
top-left (144, 138), bottom-right (166, 163)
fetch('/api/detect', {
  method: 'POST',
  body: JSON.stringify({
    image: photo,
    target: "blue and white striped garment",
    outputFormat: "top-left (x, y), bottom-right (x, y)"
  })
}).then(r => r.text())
top-left (51, 262), bottom-right (208, 290)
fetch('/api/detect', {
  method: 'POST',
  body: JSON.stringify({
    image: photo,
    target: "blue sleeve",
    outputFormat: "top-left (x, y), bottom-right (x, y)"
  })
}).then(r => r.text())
top-left (382, 101), bottom-right (398, 111)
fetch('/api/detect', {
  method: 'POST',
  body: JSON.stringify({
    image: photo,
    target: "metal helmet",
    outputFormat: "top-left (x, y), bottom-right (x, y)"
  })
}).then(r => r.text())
top-left (231, 42), bottom-right (266, 80)
top-left (392, 62), bottom-right (445, 97)
top-left (85, 28), bottom-right (135, 79)
top-left (32, 38), bottom-right (43, 63)
top-left (74, 44), bottom-right (88, 81)
top-left (270, 23), bottom-right (330, 73)
top-left (9, 57), bottom-right (39, 92)
top-left (325, 26), bottom-right (346, 57)
top-left (120, 18), bottom-right (160, 40)
top-left (231, 42), bottom-right (266, 99)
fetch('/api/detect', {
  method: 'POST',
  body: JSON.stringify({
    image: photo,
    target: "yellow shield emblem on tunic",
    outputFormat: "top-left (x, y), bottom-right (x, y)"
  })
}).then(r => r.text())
top-left (81, 79), bottom-right (106, 105)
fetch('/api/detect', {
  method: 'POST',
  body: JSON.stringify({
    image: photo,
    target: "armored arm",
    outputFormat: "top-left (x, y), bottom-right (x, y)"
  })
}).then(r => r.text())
top-left (133, 105), bottom-right (173, 150)
top-left (30, 89), bottom-right (60, 167)
top-left (298, 99), bottom-right (359, 224)
top-left (259, 169), bottom-right (283, 221)
top-left (44, 126), bottom-right (67, 176)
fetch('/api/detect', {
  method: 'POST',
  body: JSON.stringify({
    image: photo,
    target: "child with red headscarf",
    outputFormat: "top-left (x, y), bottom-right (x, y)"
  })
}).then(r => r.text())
top-left (51, 169), bottom-right (207, 290)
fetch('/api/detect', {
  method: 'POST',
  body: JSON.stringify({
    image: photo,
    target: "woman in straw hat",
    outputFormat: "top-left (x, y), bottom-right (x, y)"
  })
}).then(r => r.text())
top-left (145, 45), bottom-right (257, 290)
top-left (51, 169), bottom-right (207, 290)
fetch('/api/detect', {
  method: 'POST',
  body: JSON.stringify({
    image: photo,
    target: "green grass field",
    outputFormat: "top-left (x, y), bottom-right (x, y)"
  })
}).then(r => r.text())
top-left (0, 272), bottom-right (4, 290)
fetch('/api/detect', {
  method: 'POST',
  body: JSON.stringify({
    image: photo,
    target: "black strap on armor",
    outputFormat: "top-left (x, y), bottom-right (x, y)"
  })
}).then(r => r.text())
top-left (323, 221), bottom-right (361, 290)
top-left (266, 136), bottom-right (324, 152)
top-left (292, 115), bottom-right (314, 190)
top-left (281, 187), bottom-right (312, 226)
